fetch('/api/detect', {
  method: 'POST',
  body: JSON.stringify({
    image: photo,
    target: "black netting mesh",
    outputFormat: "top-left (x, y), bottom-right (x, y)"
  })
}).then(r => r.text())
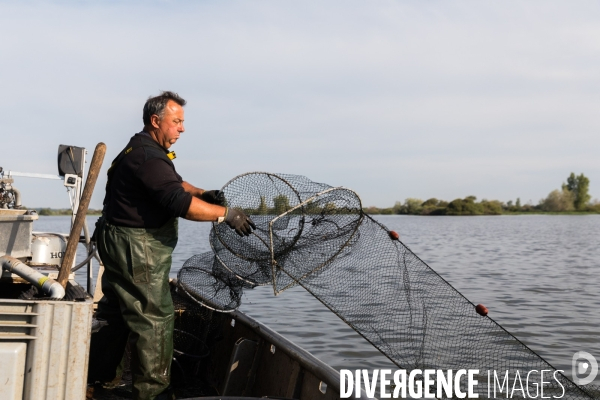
top-left (176, 172), bottom-right (599, 399)
top-left (171, 287), bottom-right (224, 396)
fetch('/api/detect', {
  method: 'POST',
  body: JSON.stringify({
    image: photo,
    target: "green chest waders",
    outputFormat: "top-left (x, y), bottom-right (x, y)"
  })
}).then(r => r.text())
top-left (89, 217), bottom-right (177, 400)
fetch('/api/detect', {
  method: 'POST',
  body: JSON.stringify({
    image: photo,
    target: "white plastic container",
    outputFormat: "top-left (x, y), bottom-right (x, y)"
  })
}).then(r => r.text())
top-left (0, 297), bottom-right (93, 400)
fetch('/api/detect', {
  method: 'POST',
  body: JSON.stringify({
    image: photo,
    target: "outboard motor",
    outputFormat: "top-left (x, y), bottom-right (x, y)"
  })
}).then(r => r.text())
top-left (0, 167), bottom-right (22, 209)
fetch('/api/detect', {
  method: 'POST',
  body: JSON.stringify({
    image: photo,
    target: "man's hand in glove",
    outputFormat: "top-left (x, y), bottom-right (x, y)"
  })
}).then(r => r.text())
top-left (224, 208), bottom-right (256, 236)
top-left (200, 190), bottom-right (225, 206)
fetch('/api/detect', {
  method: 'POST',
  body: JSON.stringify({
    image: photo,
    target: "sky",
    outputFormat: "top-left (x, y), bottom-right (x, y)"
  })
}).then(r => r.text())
top-left (1, 1), bottom-right (600, 209)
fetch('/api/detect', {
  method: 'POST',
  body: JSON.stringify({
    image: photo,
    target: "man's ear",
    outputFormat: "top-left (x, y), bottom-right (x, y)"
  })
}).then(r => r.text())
top-left (150, 114), bottom-right (161, 129)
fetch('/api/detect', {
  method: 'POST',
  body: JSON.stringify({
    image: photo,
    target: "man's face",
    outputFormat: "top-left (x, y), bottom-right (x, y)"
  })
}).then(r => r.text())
top-left (151, 100), bottom-right (185, 149)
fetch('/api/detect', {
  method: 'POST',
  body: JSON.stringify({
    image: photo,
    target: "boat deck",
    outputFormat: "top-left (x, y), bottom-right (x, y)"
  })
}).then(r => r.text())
top-left (89, 287), bottom-right (352, 400)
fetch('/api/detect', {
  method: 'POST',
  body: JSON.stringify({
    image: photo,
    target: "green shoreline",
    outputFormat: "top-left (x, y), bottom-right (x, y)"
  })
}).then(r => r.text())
top-left (364, 210), bottom-right (600, 216)
top-left (26, 173), bottom-right (599, 217)
top-left (29, 207), bottom-right (599, 217)
top-left (364, 173), bottom-right (598, 215)
top-left (362, 199), bottom-right (600, 216)
top-left (32, 208), bottom-right (103, 216)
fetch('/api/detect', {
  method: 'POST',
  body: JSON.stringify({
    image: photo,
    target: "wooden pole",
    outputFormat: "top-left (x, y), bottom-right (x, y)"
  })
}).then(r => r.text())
top-left (57, 142), bottom-right (106, 289)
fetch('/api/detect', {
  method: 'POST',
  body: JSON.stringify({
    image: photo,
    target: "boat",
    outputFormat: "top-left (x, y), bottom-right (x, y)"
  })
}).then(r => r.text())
top-left (0, 144), bottom-right (371, 400)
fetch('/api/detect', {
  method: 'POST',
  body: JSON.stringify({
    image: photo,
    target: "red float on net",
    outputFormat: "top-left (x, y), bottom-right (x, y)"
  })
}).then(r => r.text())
top-left (475, 304), bottom-right (488, 316)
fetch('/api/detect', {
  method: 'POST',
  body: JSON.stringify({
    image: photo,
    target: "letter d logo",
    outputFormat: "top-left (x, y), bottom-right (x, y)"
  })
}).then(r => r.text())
top-left (572, 351), bottom-right (598, 386)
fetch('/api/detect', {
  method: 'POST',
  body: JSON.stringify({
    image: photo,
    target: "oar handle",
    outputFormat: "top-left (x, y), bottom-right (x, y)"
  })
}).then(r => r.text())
top-left (57, 143), bottom-right (106, 289)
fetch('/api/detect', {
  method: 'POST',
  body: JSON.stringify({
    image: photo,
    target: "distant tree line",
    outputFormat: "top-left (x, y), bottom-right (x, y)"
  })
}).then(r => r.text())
top-left (32, 173), bottom-right (598, 217)
top-left (365, 172), bottom-right (600, 215)
top-left (364, 197), bottom-right (505, 215)
top-left (36, 208), bottom-right (103, 216)
top-left (245, 195), bottom-right (354, 215)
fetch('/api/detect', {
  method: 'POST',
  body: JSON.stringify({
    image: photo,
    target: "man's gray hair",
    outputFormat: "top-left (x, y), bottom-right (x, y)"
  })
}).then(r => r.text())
top-left (143, 91), bottom-right (187, 126)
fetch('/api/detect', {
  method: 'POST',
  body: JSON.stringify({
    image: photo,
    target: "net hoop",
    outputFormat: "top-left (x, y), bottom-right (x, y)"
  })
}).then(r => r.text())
top-left (269, 186), bottom-right (364, 295)
top-left (176, 266), bottom-right (240, 313)
top-left (209, 234), bottom-right (272, 287)
top-left (212, 172), bottom-right (306, 264)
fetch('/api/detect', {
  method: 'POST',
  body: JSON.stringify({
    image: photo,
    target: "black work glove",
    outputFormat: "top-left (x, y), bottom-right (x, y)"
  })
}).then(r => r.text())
top-left (224, 208), bottom-right (256, 237)
top-left (200, 190), bottom-right (225, 206)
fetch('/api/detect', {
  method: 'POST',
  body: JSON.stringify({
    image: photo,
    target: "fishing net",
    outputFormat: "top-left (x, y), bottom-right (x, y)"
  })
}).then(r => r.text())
top-left (177, 252), bottom-right (254, 312)
top-left (177, 172), bottom-right (598, 399)
top-left (171, 287), bottom-right (224, 396)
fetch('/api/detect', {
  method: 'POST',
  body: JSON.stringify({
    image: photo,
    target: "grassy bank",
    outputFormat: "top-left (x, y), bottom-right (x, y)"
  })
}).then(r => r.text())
top-left (35, 208), bottom-right (103, 216)
top-left (364, 196), bottom-right (600, 216)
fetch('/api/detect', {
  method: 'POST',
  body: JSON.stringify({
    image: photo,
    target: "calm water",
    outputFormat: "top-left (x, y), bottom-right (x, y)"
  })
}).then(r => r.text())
top-left (35, 214), bottom-right (600, 385)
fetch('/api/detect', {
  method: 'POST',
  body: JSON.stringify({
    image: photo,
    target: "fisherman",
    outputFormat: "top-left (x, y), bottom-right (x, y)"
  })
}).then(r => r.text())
top-left (87, 91), bottom-right (255, 400)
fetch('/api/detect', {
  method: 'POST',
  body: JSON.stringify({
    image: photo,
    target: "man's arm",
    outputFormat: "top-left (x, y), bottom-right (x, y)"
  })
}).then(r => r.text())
top-left (181, 181), bottom-right (223, 220)
top-left (181, 181), bottom-right (255, 236)
top-left (182, 181), bottom-right (224, 205)
top-left (182, 181), bottom-right (205, 198)
top-left (184, 197), bottom-right (256, 236)
top-left (184, 196), bottom-right (226, 221)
